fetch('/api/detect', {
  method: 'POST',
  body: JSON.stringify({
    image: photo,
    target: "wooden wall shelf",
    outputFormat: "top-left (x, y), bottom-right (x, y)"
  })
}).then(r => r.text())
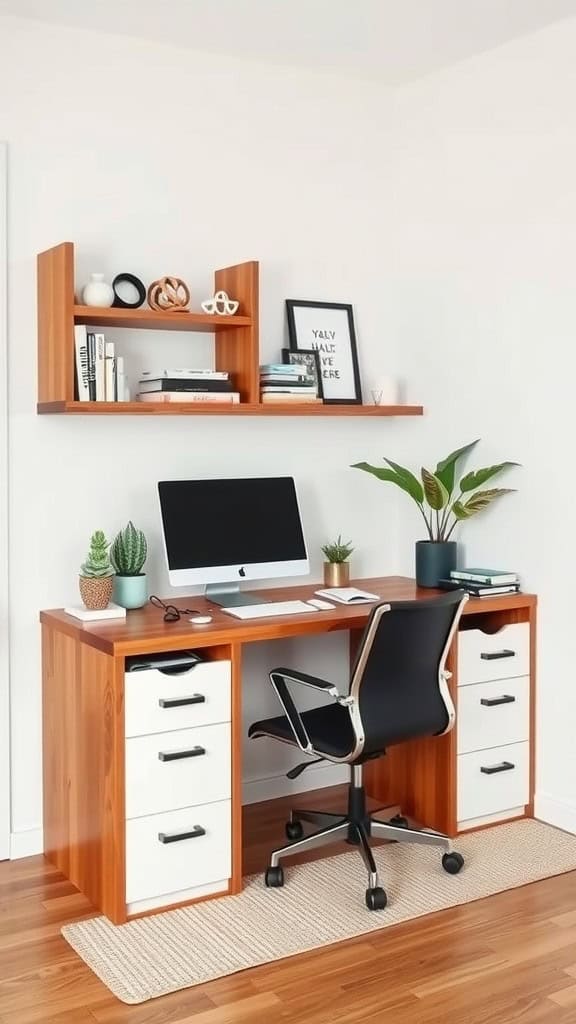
top-left (37, 242), bottom-right (424, 418)
top-left (37, 401), bottom-right (423, 416)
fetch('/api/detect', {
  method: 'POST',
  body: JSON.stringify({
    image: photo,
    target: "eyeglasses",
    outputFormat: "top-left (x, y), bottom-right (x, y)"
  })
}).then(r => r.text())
top-left (149, 595), bottom-right (200, 622)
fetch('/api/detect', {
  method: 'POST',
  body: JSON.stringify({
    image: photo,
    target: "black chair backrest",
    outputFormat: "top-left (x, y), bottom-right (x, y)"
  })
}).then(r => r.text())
top-left (350, 592), bottom-right (467, 755)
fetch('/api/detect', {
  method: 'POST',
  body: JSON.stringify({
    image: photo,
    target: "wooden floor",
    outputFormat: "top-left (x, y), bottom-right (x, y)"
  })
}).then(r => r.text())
top-left (2, 786), bottom-right (576, 1023)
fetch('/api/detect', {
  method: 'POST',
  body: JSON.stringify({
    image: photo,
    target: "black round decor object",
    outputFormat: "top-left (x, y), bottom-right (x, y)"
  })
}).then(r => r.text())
top-left (111, 272), bottom-right (146, 309)
top-left (265, 866), bottom-right (284, 888)
top-left (365, 886), bottom-right (387, 911)
top-left (285, 820), bottom-right (304, 841)
top-left (442, 851), bottom-right (464, 875)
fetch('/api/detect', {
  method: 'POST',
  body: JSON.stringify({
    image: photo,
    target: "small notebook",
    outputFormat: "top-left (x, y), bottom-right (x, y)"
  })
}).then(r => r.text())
top-left (315, 587), bottom-right (380, 605)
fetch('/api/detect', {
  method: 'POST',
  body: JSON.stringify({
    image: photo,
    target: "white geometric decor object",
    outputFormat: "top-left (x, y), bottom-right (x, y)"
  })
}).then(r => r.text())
top-left (201, 290), bottom-right (239, 316)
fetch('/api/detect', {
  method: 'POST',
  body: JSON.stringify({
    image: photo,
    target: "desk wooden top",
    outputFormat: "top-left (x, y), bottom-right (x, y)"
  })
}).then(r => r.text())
top-left (40, 576), bottom-right (536, 657)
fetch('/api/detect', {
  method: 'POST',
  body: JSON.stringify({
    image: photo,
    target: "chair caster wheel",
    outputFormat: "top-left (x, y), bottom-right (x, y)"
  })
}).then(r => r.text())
top-left (442, 851), bottom-right (464, 875)
top-left (365, 886), bottom-right (387, 911)
top-left (285, 820), bottom-right (304, 841)
top-left (389, 814), bottom-right (409, 828)
top-left (265, 866), bottom-right (284, 888)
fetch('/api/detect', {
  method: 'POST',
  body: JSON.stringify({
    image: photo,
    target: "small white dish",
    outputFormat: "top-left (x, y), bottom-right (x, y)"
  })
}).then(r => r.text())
top-left (189, 615), bottom-right (213, 624)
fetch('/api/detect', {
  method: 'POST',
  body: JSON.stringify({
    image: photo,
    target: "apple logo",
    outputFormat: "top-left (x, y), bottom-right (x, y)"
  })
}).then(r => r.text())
top-left (238, 566), bottom-right (246, 577)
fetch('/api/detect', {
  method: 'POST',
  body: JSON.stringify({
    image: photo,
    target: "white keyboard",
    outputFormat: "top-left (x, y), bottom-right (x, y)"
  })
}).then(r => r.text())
top-left (221, 600), bottom-right (318, 620)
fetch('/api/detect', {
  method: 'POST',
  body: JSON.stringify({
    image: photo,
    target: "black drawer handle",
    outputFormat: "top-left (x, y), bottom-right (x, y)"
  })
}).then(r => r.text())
top-left (480, 695), bottom-right (516, 707)
top-left (158, 694), bottom-right (205, 709)
top-left (480, 649), bottom-right (515, 661)
top-left (158, 746), bottom-right (206, 762)
top-left (158, 826), bottom-right (206, 844)
top-left (480, 761), bottom-right (515, 775)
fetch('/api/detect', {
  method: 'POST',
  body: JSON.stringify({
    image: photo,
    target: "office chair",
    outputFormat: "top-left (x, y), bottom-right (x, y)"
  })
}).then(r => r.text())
top-left (248, 591), bottom-right (468, 910)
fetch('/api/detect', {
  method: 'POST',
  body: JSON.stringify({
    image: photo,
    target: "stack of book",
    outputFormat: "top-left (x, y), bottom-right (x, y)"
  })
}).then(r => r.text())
top-left (440, 568), bottom-right (520, 598)
top-left (74, 325), bottom-right (127, 402)
top-left (137, 369), bottom-right (240, 404)
top-left (259, 364), bottom-right (321, 404)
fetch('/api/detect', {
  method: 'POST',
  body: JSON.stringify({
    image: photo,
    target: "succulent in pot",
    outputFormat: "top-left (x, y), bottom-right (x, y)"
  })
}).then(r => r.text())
top-left (111, 520), bottom-right (148, 609)
top-left (79, 530), bottom-right (115, 609)
top-left (321, 535), bottom-right (354, 587)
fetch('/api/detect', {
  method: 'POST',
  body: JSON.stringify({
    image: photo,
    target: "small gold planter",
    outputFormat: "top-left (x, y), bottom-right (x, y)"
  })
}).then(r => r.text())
top-left (323, 561), bottom-right (350, 587)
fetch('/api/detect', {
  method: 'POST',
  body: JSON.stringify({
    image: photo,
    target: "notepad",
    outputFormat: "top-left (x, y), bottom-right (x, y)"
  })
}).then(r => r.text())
top-left (315, 588), bottom-right (380, 605)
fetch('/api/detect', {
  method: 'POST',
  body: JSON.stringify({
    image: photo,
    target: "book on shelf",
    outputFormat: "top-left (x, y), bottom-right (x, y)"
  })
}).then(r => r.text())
top-left (260, 393), bottom-right (322, 403)
top-left (94, 333), bottom-right (106, 401)
top-left (116, 356), bottom-right (126, 402)
top-left (104, 341), bottom-right (115, 402)
top-left (74, 325), bottom-right (90, 401)
top-left (141, 368), bottom-right (229, 381)
top-left (137, 391), bottom-right (240, 404)
top-left (260, 364), bottom-right (305, 374)
top-left (260, 386), bottom-right (317, 395)
top-left (450, 568), bottom-right (519, 585)
top-left (139, 378), bottom-right (233, 394)
top-left (438, 579), bottom-right (520, 597)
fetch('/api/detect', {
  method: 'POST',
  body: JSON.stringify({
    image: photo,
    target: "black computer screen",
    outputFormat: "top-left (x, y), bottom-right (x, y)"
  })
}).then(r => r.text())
top-left (158, 477), bottom-right (307, 570)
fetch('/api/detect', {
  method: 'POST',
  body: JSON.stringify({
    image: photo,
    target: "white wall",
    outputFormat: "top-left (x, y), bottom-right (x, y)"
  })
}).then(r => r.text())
top-left (370, 18), bottom-right (576, 831)
top-left (0, 17), bottom-right (415, 854)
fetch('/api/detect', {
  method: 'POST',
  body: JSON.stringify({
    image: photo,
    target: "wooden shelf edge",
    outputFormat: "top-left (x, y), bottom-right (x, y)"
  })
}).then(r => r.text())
top-left (37, 401), bottom-right (424, 417)
top-left (73, 305), bottom-right (252, 332)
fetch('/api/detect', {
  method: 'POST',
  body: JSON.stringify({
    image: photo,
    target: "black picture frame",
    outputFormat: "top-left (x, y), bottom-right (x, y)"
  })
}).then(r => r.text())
top-left (281, 347), bottom-right (324, 400)
top-left (285, 299), bottom-right (362, 404)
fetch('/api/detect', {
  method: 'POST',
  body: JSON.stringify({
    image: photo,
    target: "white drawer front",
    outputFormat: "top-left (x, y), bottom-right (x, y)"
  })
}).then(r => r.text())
top-left (126, 800), bottom-right (231, 903)
top-left (457, 676), bottom-right (529, 754)
top-left (126, 722), bottom-right (231, 818)
top-left (125, 661), bottom-right (231, 737)
top-left (458, 623), bottom-right (529, 686)
top-left (457, 741), bottom-right (529, 822)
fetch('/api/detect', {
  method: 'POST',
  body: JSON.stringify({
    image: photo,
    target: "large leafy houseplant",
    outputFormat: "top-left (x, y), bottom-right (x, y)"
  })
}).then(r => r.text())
top-left (352, 440), bottom-right (518, 586)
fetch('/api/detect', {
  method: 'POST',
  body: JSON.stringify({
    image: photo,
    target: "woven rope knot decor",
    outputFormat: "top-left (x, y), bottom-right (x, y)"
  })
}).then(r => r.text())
top-left (147, 276), bottom-right (190, 312)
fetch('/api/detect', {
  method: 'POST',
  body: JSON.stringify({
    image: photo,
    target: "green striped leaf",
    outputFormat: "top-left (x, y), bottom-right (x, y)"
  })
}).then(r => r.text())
top-left (435, 439), bottom-right (480, 494)
top-left (459, 462), bottom-right (519, 493)
top-left (421, 468), bottom-right (449, 510)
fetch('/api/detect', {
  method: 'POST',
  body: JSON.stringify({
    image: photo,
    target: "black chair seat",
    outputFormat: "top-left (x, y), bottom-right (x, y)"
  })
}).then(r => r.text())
top-left (248, 702), bottom-right (356, 759)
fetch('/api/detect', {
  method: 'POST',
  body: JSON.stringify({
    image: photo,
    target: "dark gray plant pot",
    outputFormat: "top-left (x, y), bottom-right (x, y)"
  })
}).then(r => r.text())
top-left (415, 541), bottom-right (457, 588)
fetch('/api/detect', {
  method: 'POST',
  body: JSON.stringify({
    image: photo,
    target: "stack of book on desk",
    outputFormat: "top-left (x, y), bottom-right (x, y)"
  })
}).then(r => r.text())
top-left (440, 568), bottom-right (520, 598)
top-left (137, 369), bottom-right (240, 404)
top-left (259, 364), bottom-right (321, 404)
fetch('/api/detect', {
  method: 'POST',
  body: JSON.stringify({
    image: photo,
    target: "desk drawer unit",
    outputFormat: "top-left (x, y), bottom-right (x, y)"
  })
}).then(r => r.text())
top-left (457, 741), bottom-right (529, 825)
top-left (125, 661), bottom-right (231, 737)
top-left (457, 676), bottom-right (529, 755)
top-left (126, 722), bottom-right (231, 818)
top-left (458, 623), bottom-right (529, 686)
top-left (126, 799), bottom-right (232, 909)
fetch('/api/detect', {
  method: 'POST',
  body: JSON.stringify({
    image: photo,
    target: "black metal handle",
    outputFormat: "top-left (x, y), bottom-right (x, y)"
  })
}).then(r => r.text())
top-left (480, 649), bottom-right (515, 661)
top-left (480, 695), bottom-right (516, 707)
top-left (158, 694), bottom-right (205, 709)
top-left (158, 825), bottom-right (206, 843)
top-left (480, 761), bottom-right (515, 775)
top-left (158, 746), bottom-right (206, 762)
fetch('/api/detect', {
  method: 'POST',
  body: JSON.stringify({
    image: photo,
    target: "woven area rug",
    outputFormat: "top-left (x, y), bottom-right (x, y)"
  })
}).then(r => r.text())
top-left (62, 819), bottom-right (576, 1004)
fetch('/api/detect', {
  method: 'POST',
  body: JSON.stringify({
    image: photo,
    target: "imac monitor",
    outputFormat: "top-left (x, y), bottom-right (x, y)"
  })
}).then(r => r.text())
top-left (158, 476), bottom-right (309, 606)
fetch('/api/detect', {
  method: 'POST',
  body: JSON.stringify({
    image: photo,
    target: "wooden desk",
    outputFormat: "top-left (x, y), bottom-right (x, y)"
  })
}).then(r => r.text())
top-left (40, 576), bottom-right (536, 923)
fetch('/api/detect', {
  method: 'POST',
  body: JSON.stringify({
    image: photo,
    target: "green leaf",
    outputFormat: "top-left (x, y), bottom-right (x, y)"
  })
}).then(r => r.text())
top-left (452, 500), bottom-right (474, 520)
top-left (459, 462), bottom-right (519, 493)
top-left (457, 487), bottom-right (515, 517)
top-left (383, 458), bottom-right (425, 503)
top-left (351, 462), bottom-right (424, 504)
top-left (421, 468), bottom-right (449, 510)
top-left (435, 439), bottom-right (480, 495)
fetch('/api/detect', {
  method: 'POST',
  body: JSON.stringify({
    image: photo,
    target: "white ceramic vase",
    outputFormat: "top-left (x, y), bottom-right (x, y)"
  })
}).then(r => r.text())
top-left (82, 273), bottom-right (114, 307)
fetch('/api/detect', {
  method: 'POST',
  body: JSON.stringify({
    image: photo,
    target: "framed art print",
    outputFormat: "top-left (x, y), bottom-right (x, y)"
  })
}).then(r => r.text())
top-left (281, 347), bottom-right (324, 399)
top-left (286, 300), bottom-right (362, 404)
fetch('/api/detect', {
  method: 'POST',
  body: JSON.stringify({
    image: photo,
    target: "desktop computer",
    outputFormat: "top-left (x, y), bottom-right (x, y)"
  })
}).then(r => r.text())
top-left (158, 476), bottom-right (310, 608)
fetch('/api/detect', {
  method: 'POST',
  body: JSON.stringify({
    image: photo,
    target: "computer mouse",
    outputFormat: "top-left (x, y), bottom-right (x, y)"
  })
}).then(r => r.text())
top-left (189, 615), bottom-right (213, 625)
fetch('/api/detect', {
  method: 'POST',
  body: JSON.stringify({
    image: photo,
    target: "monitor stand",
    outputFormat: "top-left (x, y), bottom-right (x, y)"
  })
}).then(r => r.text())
top-left (205, 583), bottom-right (266, 608)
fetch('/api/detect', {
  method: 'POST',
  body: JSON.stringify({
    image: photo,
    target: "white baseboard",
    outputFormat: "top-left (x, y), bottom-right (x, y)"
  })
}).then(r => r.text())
top-left (243, 762), bottom-right (349, 805)
top-left (535, 792), bottom-right (576, 835)
top-left (10, 828), bottom-right (43, 859)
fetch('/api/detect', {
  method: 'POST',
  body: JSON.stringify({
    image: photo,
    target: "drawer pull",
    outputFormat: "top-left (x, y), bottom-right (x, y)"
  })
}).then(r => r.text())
top-left (480, 649), bottom-right (515, 661)
top-left (158, 746), bottom-right (206, 762)
top-left (158, 694), bottom-right (206, 709)
top-left (480, 761), bottom-right (515, 775)
top-left (480, 694), bottom-right (516, 707)
top-left (158, 825), bottom-right (206, 844)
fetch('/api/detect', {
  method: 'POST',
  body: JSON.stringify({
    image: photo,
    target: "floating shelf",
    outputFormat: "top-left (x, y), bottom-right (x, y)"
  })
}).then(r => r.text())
top-left (73, 305), bottom-right (252, 332)
top-left (37, 401), bottom-right (424, 416)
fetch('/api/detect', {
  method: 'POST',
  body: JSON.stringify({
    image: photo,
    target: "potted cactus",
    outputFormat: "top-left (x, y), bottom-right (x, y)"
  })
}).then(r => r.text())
top-left (111, 520), bottom-right (148, 609)
top-left (321, 535), bottom-right (354, 587)
top-left (79, 530), bottom-right (115, 610)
